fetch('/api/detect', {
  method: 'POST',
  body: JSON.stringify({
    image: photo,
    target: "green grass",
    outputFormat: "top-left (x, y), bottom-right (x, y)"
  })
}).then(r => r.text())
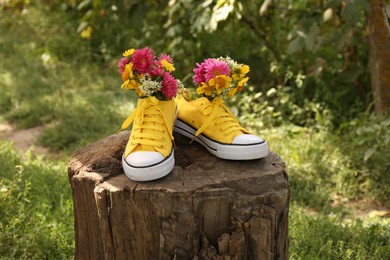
top-left (0, 142), bottom-right (74, 259)
top-left (290, 204), bottom-right (390, 259)
top-left (0, 2), bottom-right (389, 259)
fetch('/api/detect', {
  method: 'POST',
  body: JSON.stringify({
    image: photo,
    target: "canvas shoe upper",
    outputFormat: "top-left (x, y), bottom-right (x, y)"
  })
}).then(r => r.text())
top-left (117, 96), bottom-right (176, 181)
top-left (174, 95), bottom-right (268, 160)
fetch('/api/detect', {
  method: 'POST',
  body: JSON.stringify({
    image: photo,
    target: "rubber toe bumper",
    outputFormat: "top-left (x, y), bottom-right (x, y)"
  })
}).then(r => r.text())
top-left (122, 151), bottom-right (174, 181)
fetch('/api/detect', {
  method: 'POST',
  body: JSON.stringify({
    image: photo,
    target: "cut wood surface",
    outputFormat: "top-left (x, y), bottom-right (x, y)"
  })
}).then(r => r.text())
top-left (68, 132), bottom-right (290, 259)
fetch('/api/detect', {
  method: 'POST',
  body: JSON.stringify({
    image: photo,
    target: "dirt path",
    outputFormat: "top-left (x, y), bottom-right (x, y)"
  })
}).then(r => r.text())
top-left (0, 123), bottom-right (49, 155)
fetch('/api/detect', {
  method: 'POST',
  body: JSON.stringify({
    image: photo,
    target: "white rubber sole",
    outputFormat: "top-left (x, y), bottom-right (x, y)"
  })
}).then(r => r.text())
top-left (174, 120), bottom-right (269, 160)
top-left (122, 150), bottom-right (174, 181)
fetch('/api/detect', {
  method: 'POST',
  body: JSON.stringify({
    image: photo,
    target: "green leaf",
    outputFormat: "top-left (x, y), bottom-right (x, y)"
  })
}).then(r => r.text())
top-left (364, 146), bottom-right (377, 161)
top-left (305, 24), bottom-right (320, 51)
top-left (76, 21), bottom-right (88, 33)
top-left (297, 30), bottom-right (306, 38)
top-left (77, 0), bottom-right (92, 11)
top-left (355, 0), bottom-right (371, 12)
top-left (342, 1), bottom-right (361, 24)
top-left (287, 37), bottom-right (304, 54)
top-left (213, 3), bottom-right (234, 22)
top-left (323, 8), bottom-right (333, 23)
top-left (266, 88), bottom-right (277, 97)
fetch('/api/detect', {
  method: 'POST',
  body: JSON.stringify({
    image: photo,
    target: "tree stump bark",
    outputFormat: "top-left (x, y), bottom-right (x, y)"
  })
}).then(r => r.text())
top-left (68, 132), bottom-right (289, 260)
top-left (368, 0), bottom-right (390, 115)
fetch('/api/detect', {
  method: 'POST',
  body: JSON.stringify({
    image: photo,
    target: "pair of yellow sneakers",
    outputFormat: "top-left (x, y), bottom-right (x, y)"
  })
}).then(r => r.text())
top-left (118, 95), bottom-right (268, 182)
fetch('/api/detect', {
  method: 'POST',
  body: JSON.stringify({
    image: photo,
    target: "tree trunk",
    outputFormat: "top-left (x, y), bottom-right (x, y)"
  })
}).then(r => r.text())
top-left (368, 0), bottom-right (390, 115)
top-left (68, 132), bottom-right (289, 259)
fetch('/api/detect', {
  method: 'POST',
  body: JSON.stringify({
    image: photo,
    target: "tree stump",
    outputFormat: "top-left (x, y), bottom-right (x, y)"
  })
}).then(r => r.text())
top-left (68, 132), bottom-right (289, 260)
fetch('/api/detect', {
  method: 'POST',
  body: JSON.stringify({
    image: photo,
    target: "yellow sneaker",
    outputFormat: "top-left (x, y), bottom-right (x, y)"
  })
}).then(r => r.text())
top-left (174, 95), bottom-right (268, 160)
top-left (117, 96), bottom-right (176, 181)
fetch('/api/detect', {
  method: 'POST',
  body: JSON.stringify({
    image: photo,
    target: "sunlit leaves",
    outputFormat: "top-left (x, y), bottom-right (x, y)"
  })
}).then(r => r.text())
top-left (323, 8), bottom-right (333, 23)
top-left (364, 146), bottom-right (377, 161)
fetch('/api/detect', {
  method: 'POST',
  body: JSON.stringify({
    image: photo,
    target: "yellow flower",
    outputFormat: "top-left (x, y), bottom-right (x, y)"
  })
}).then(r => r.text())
top-left (80, 26), bottom-right (92, 39)
top-left (208, 75), bottom-right (232, 95)
top-left (122, 48), bottom-right (135, 57)
top-left (197, 75), bottom-right (232, 96)
top-left (134, 85), bottom-right (143, 97)
top-left (196, 82), bottom-right (214, 96)
top-left (228, 88), bottom-right (238, 98)
top-left (122, 63), bottom-right (134, 81)
top-left (161, 59), bottom-right (175, 72)
top-left (122, 70), bottom-right (129, 81)
top-left (232, 65), bottom-right (250, 81)
top-left (241, 65), bottom-right (250, 76)
top-left (121, 80), bottom-right (129, 89)
top-left (232, 73), bottom-right (240, 81)
top-left (237, 77), bottom-right (249, 89)
top-left (121, 79), bottom-right (142, 96)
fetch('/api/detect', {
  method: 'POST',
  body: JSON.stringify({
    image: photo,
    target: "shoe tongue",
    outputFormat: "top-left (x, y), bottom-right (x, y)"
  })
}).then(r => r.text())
top-left (137, 115), bottom-right (158, 152)
top-left (133, 97), bottom-right (176, 154)
top-left (135, 98), bottom-right (160, 152)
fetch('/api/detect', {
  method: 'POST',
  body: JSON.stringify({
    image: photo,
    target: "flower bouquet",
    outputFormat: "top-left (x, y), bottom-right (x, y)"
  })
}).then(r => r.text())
top-left (192, 56), bottom-right (250, 100)
top-left (117, 47), bottom-right (182, 100)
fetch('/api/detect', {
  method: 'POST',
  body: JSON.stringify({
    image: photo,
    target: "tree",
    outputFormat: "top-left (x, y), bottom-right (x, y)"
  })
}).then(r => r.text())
top-left (368, 0), bottom-right (390, 115)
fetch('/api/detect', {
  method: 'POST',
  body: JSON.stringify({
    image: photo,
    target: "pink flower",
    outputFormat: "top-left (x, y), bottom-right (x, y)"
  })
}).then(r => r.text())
top-left (149, 65), bottom-right (164, 77)
top-left (159, 53), bottom-right (174, 64)
top-left (161, 72), bottom-right (178, 99)
top-left (117, 57), bottom-right (130, 74)
top-left (148, 54), bottom-right (174, 77)
top-left (193, 64), bottom-right (206, 84)
top-left (193, 58), bottom-right (213, 84)
top-left (131, 47), bottom-right (156, 74)
top-left (193, 58), bottom-right (229, 84)
top-left (204, 59), bottom-right (230, 82)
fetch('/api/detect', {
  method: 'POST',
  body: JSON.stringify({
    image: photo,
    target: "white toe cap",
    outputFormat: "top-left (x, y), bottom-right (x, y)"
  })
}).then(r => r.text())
top-left (125, 151), bottom-right (164, 167)
top-left (232, 134), bottom-right (264, 144)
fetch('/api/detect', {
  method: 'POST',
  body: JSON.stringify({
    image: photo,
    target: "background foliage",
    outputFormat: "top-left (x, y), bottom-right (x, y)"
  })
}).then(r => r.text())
top-left (0, 0), bottom-right (389, 258)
